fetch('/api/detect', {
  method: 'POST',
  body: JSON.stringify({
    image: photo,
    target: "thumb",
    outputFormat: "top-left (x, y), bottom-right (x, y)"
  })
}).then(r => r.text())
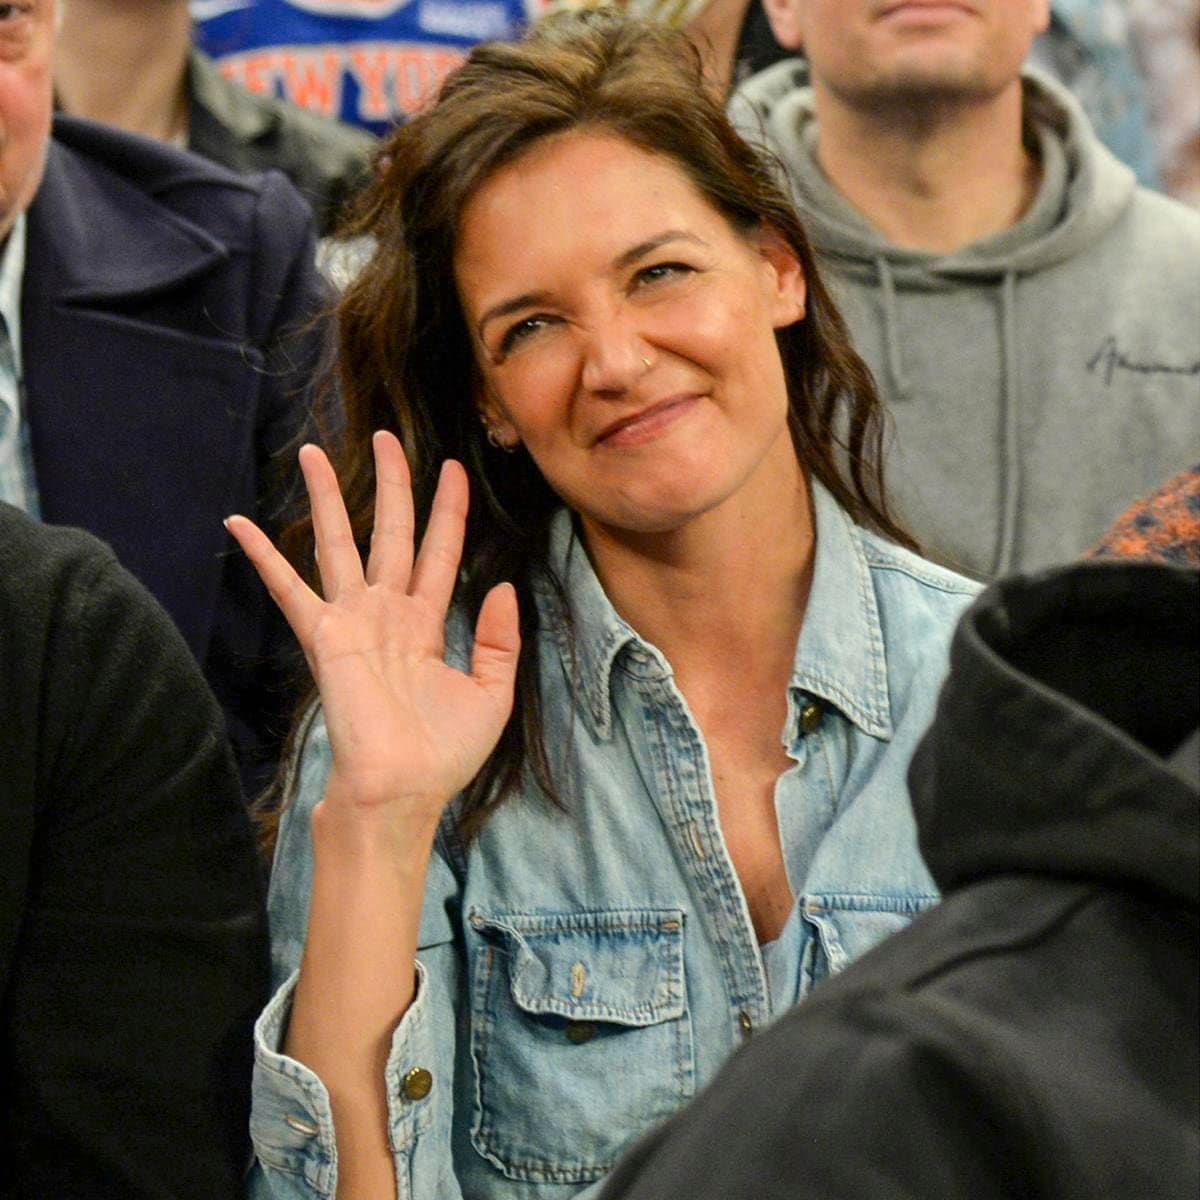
top-left (470, 582), bottom-right (521, 707)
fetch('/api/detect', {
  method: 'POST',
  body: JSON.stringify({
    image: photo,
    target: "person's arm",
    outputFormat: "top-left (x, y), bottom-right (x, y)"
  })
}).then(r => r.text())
top-left (249, 709), bottom-right (468, 1200)
top-left (3, 534), bottom-right (268, 1198)
top-left (227, 432), bottom-right (520, 1199)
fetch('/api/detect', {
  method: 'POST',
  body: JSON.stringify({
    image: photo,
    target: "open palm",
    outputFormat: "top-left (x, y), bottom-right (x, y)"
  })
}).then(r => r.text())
top-left (226, 432), bottom-right (519, 823)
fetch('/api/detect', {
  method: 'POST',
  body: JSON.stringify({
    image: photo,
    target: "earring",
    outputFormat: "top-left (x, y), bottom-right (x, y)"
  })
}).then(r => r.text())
top-left (484, 424), bottom-right (518, 453)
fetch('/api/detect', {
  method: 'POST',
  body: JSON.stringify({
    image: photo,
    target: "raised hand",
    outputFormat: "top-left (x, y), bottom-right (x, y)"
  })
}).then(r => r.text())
top-left (225, 431), bottom-right (520, 827)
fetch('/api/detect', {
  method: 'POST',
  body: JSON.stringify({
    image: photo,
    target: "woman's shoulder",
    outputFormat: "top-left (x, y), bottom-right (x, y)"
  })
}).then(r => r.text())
top-left (856, 531), bottom-right (983, 688)
top-left (858, 530), bottom-right (984, 603)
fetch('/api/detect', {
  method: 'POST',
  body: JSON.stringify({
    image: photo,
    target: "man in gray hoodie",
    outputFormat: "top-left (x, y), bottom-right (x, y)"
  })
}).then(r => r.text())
top-left (731, 0), bottom-right (1200, 578)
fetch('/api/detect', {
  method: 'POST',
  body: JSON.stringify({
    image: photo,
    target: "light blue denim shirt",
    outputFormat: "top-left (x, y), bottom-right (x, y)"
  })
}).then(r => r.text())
top-left (250, 482), bottom-right (979, 1199)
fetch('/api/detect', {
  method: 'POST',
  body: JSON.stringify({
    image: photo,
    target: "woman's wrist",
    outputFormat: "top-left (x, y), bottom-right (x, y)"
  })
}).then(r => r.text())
top-left (311, 778), bottom-right (447, 865)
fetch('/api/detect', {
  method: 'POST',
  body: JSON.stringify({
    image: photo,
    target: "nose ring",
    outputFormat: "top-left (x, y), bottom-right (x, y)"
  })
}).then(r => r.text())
top-left (641, 356), bottom-right (652, 369)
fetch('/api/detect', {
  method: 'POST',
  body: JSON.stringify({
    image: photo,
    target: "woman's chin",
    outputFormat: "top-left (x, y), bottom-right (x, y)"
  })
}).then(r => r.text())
top-left (578, 483), bottom-right (735, 540)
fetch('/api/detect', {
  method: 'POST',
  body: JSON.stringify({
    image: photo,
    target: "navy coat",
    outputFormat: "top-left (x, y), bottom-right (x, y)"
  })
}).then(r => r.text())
top-left (21, 116), bottom-right (329, 796)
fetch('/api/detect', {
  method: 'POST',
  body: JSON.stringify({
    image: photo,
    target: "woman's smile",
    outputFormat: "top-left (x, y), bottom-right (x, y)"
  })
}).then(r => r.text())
top-left (593, 394), bottom-right (703, 449)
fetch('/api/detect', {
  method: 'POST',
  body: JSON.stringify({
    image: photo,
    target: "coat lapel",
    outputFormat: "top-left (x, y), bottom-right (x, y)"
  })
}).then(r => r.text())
top-left (20, 133), bottom-right (260, 662)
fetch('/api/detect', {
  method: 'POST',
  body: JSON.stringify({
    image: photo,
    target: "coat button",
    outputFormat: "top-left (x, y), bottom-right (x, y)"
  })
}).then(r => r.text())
top-left (402, 1067), bottom-right (433, 1101)
top-left (564, 1020), bottom-right (596, 1044)
top-left (800, 698), bottom-right (824, 734)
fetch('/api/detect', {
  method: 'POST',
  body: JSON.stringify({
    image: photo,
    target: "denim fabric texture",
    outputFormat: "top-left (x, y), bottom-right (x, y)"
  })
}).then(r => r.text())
top-left (249, 482), bottom-right (980, 1199)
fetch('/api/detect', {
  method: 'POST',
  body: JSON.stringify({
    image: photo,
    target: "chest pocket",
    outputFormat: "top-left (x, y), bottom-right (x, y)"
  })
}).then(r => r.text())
top-left (799, 893), bottom-right (938, 994)
top-left (467, 906), bottom-right (693, 1184)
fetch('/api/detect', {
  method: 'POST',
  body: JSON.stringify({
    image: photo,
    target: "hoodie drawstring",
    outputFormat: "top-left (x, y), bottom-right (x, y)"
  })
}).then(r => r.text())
top-left (876, 256), bottom-right (1023, 576)
top-left (876, 256), bottom-right (910, 403)
top-left (994, 269), bottom-right (1021, 576)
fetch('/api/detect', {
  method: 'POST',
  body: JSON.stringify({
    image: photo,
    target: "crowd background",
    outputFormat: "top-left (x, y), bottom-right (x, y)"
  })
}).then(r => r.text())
top-left (2, 2), bottom-right (1197, 1197)
top-left (184, 0), bottom-right (1200, 204)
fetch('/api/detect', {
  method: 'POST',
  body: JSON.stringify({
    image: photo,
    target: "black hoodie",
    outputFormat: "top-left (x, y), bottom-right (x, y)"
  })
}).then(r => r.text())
top-left (601, 561), bottom-right (1199, 1200)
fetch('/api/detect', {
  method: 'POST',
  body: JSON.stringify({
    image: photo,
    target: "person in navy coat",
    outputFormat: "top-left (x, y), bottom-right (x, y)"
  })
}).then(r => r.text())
top-left (14, 110), bottom-right (329, 796)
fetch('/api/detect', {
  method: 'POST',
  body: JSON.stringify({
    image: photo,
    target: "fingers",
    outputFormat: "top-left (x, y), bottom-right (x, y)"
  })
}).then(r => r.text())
top-left (224, 514), bottom-right (323, 641)
top-left (300, 443), bottom-right (364, 601)
top-left (471, 582), bottom-right (521, 706)
top-left (410, 460), bottom-right (469, 615)
top-left (365, 430), bottom-right (415, 589)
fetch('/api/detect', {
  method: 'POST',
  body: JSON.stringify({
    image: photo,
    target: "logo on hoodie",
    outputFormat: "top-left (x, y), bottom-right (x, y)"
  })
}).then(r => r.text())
top-left (1087, 337), bottom-right (1200, 388)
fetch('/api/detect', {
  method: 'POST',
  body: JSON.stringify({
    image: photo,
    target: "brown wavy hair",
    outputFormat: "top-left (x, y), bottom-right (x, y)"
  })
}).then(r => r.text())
top-left (273, 7), bottom-right (913, 843)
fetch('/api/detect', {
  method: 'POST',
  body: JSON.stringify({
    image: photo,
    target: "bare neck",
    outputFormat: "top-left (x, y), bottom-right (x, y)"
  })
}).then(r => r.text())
top-left (812, 77), bottom-right (1041, 253)
top-left (55, 0), bottom-right (192, 144)
top-left (582, 457), bottom-right (815, 701)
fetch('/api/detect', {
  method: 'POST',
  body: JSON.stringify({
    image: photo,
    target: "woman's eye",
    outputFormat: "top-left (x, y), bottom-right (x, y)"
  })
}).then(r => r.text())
top-left (635, 262), bottom-right (693, 288)
top-left (498, 314), bottom-right (556, 356)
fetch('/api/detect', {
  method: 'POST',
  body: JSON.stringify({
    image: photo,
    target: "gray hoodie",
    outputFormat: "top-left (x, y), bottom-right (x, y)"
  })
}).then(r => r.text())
top-left (731, 63), bottom-right (1200, 577)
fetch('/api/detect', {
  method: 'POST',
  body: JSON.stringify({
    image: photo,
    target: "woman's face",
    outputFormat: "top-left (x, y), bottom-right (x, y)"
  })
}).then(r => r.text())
top-left (453, 131), bottom-right (807, 537)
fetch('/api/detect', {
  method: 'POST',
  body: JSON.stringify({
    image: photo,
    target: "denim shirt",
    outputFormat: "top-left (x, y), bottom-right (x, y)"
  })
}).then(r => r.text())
top-left (250, 483), bottom-right (979, 1199)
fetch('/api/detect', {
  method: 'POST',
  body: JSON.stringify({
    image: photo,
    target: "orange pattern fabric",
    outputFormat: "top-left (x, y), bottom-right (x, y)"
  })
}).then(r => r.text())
top-left (1089, 465), bottom-right (1200, 567)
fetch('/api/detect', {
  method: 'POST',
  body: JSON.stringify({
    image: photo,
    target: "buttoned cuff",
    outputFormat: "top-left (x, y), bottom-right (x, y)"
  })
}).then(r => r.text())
top-left (250, 961), bottom-right (439, 1198)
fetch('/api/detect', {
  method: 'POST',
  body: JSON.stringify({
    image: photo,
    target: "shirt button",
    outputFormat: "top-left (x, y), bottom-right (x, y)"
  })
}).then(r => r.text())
top-left (564, 1020), bottom-right (597, 1044)
top-left (738, 1010), bottom-right (754, 1039)
top-left (800, 698), bottom-right (824, 734)
top-left (402, 1066), bottom-right (433, 1101)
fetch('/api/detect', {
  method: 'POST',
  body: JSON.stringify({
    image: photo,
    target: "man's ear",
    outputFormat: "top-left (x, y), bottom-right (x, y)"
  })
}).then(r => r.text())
top-left (761, 0), bottom-right (806, 52)
top-left (759, 223), bottom-right (807, 327)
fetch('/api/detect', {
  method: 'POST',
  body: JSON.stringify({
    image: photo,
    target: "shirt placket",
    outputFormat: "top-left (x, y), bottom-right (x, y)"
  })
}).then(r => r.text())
top-left (626, 652), bottom-right (773, 1045)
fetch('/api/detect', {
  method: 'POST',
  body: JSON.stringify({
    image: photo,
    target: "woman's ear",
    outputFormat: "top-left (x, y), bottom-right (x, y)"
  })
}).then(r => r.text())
top-left (758, 223), bottom-right (807, 328)
top-left (474, 373), bottom-right (520, 451)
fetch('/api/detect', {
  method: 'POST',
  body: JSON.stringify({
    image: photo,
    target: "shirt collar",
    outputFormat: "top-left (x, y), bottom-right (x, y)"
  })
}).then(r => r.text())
top-left (0, 212), bottom-right (27, 383)
top-left (788, 481), bottom-right (893, 740)
top-left (539, 480), bottom-right (893, 742)
top-left (539, 509), bottom-right (645, 741)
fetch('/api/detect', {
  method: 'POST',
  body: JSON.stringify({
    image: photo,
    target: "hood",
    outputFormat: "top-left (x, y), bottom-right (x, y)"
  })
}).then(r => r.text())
top-left (908, 563), bottom-right (1199, 909)
top-left (731, 61), bottom-right (1136, 282)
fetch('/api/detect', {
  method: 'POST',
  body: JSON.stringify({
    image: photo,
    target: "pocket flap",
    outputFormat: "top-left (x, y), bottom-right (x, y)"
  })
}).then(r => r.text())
top-left (469, 907), bottom-right (686, 1025)
top-left (801, 893), bottom-right (938, 973)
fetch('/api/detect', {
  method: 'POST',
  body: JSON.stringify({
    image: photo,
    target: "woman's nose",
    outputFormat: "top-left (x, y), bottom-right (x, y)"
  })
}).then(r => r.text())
top-left (579, 317), bottom-right (653, 395)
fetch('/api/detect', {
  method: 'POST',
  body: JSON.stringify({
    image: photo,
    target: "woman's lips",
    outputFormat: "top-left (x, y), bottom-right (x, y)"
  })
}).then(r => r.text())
top-left (595, 395), bottom-right (700, 448)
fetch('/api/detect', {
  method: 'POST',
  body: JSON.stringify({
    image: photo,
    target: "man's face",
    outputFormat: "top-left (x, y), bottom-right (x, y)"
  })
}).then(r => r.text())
top-left (766, 0), bottom-right (1051, 111)
top-left (0, 0), bottom-right (54, 243)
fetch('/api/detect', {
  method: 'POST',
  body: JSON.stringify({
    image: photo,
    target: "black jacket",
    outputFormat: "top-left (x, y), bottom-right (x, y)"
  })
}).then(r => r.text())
top-left (601, 562), bottom-right (1200, 1200)
top-left (187, 49), bottom-right (377, 237)
top-left (0, 504), bottom-right (269, 1198)
top-left (25, 115), bottom-right (330, 796)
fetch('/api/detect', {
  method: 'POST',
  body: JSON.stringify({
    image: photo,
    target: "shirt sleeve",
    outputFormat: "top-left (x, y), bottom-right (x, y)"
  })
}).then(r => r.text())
top-left (248, 713), bottom-right (466, 1200)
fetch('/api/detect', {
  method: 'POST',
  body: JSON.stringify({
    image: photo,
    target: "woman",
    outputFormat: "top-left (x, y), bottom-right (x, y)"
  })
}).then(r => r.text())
top-left (229, 11), bottom-right (979, 1198)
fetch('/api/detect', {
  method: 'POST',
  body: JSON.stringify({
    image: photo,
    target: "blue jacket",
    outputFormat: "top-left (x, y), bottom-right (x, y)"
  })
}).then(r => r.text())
top-left (23, 116), bottom-right (330, 794)
top-left (249, 484), bottom-right (979, 1198)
